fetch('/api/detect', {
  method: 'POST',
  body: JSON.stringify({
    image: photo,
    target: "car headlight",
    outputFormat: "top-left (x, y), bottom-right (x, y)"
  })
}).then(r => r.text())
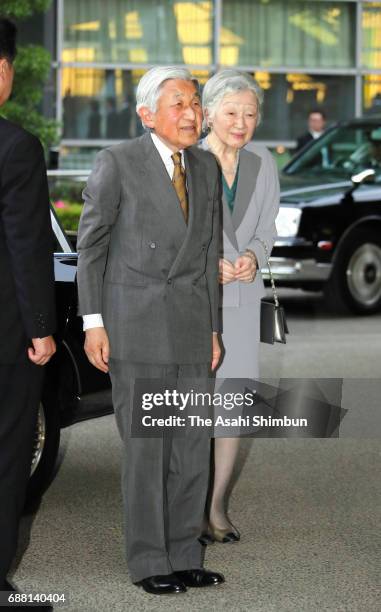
top-left (275, 207), bottom-right (302, 238)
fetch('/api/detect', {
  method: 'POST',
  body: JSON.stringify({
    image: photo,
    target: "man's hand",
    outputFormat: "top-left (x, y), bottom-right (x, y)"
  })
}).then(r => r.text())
top-left (211, 333), bottom-right (221, 371)
top-left (219, 258), bottom-right (236, 284)
top-left (28, 336), bottom-right (56, 366)
top-left (234, 253), bottom-right (257, 283)
top-left (84, 327), bottom-right (110, 373)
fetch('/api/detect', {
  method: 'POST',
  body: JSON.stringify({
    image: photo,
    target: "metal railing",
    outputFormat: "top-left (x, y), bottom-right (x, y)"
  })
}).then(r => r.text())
top-left (47, 170), bottom-right (90, 178)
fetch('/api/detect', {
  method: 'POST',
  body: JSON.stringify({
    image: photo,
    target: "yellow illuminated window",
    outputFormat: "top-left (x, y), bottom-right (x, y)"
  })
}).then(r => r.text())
top-left (62, 68), bottom-right (103, 97)
top-left (362, 3), bottom-right (381, 69)
top-left (62, 48), bottom-right (96, 63)
top-left (174, 2), bottom-right (212, 44)
top-left (125, 11), bottom-right (143, 39)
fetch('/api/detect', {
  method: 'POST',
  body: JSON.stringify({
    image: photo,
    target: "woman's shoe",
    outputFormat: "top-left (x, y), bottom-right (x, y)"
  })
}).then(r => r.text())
top-left (198, 532), bottom-right (214, 546)
top-left (208, 521), bottom-right (240, 543)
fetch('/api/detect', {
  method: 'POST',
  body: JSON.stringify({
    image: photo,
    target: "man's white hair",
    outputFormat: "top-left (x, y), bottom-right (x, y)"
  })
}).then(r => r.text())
top-left (136, 66), bottom-right (199, 126)
top-left (202, 69), bottom-right (264, 131)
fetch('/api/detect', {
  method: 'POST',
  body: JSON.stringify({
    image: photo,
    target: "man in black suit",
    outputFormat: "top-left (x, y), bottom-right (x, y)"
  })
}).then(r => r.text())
top-left (295, 109), bottom-right (327, 153)
top-left (0, 18), bottom-right (56, 605)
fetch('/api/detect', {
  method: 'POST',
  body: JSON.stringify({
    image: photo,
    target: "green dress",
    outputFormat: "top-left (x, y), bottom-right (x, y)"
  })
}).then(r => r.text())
top-left (222, 164), bottom-right (239, 213)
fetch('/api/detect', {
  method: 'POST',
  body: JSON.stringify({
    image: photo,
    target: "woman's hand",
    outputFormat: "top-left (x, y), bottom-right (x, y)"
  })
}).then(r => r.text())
top-left (234, 251), bottom-right (257, 283)
top-left (219, 258), bottom-right (236, 284)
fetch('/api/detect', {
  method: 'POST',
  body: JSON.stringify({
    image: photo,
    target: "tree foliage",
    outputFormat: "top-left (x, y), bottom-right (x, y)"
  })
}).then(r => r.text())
top-left (0, 0), bottom-right (59, 150)
top-left (0, 0), bottom-right (51, 19)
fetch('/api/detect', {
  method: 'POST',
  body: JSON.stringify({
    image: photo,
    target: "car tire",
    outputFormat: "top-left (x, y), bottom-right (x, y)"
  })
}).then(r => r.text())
top-left (325, 228), bottom-right (381, 314)
top-left (25, 392), bottom-right (61, 507)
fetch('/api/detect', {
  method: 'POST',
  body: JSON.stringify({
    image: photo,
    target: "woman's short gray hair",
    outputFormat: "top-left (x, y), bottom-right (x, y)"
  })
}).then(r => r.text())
top-left (202, 69), bottom-right (264, 131)
top-left (136, 66), bottom-right (199, 126)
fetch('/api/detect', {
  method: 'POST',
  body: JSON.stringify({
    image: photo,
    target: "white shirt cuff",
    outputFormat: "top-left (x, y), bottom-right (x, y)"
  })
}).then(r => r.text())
top-left (83, 314), bottom-right (104, 331)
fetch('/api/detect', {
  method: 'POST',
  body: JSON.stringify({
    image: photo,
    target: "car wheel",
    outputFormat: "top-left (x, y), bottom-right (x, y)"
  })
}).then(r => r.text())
top-left (325, 229), bottom-right (381, 314)
top-left (26, 395), bottom-right (61, 506)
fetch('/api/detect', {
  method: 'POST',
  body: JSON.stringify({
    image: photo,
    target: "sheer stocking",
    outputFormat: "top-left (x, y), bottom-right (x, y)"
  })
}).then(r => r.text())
top-left (208, 437), bottom-right (240, 529)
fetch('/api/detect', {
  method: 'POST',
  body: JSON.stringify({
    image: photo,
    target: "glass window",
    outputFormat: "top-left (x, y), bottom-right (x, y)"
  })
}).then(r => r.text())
top-left (363, 74), bottom-right (381, 116)
top-left (57, 147), bottom-right (100, 171)
top-left (253, 73), bottom-right (355, 141)
top-left (61, 68), bottom-right (142, 140)
top-left (63, 0), bottom-right (214, 66)
top-left (61, 67), bottom-right (210, 141)
top-left (284, 123), bottom-right (381, 181)
top-left (362, 2), bottom-right (381, 69)
top-left (221, 0), bottom-right (355, 68)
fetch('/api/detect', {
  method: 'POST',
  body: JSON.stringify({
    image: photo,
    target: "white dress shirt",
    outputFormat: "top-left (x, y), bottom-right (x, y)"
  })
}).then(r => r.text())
top-left (82, 133), bottom-right (184, 331)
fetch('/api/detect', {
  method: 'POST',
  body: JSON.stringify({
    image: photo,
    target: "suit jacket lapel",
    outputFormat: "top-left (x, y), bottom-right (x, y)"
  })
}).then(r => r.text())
top-left (184, 147), bottom-right (197, 233)
top-left (221, 189), bottom-right (239, 251)
top-left (199, 137), bottom-right (238, 250)
top-left (140, 133), bottom-right (187, 252)
top-left (232, 148), bottom-right (261, 231)
top-left (167, 147), bottom-right (201, 277)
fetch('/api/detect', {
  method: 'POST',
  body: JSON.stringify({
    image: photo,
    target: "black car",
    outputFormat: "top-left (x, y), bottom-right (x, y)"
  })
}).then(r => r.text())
top-left (269, 117), bottom-right (381, 314)
top-left (28, 208), bottom-right (112, 504)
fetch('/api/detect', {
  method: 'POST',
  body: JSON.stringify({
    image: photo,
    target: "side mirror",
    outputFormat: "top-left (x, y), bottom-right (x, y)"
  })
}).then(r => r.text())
top-left (351, 168), bottom-right (376, 185)
top-left (344, 168), bottom-right (376, 200)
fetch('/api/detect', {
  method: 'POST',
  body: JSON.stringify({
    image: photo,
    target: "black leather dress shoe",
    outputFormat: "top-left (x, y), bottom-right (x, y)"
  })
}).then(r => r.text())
top-left (135, 574), bottom-right (187, 595)
top-left (174, 569), bottom-right (225, 588)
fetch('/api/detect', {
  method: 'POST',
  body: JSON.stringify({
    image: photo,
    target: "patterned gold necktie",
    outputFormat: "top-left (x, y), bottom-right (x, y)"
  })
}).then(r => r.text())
top-left (171, 152), bottom-right (189, 224)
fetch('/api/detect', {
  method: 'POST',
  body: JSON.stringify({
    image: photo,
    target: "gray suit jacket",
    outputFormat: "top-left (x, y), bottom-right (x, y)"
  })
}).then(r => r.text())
top-left (200, 139), bottom-right (280, 307)
top-left (77, 132), bottom-right (220, 364)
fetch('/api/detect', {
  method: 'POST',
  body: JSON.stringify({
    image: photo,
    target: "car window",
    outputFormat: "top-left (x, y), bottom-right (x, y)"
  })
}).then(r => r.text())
top-left (48, 172), bottom-right (88, 251)
top-left (284, 125), bottom-right (381, 181)
top-left (50, 206), bottom-right (74, 254)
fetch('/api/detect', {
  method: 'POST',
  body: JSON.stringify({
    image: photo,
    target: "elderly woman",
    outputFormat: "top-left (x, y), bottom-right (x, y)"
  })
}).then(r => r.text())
top-left (200, 69), bottom-right (280, 543)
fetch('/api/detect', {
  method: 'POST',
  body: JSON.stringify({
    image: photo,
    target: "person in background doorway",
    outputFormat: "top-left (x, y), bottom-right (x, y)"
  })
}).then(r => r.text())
top-left (87, 100), bottom-right (101, 139)
top-left (106, 97), bottom-right (120, 139)
top-left (295, 109), bottom-right (327, 152)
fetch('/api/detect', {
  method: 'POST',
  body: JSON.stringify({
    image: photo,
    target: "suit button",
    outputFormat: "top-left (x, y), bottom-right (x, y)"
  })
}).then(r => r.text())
top-left (149, 242), bottom-right (156, 249)
top-left (167, 279), bottom-right (172, 284)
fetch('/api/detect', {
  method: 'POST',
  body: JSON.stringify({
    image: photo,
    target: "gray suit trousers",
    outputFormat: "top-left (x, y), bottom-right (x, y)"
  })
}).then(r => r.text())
top-left (109, 359), bottom-right (211, 583)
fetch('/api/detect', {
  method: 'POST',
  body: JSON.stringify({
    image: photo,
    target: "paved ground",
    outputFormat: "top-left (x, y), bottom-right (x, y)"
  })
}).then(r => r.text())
top-left (10, 290), bottom-right (381, 611)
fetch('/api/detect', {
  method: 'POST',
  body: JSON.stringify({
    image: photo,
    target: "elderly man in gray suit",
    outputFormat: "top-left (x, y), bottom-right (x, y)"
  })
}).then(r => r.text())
top-left (76, 66), bottom-right (224, 595)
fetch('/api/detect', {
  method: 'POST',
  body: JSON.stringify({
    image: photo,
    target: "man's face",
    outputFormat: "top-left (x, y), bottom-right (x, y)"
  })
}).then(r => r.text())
top-left (0, 58), bottom-right (14, 107)
top-left (138, 79), bottom-right (203, 151)
top-left (308, 112), bottom-right (326, 134)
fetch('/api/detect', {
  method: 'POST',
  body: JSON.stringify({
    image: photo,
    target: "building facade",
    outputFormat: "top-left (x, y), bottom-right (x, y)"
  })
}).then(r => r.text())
top-left (41, 1), bottom-right (381, 167)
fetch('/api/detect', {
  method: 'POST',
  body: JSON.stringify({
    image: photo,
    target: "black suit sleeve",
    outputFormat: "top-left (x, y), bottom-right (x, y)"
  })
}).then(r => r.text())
top-left (295, 132), bottom-right (312, 153)
top-left (1, 132), bottom-right (56, 339)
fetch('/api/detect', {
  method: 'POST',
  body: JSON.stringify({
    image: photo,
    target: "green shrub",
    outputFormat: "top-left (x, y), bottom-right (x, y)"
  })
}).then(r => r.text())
top-left (49, 180), bottom-right (85, 204)
top-left (53, 202), bottom-right (82, 233)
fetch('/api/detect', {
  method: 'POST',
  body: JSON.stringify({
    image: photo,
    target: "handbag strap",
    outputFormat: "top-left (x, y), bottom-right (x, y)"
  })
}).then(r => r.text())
top-left (256, 238), bottom-right (279, 308)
